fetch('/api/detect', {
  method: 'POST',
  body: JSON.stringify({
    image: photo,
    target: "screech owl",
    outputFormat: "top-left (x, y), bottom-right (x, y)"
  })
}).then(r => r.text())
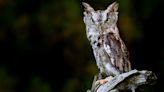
top-left (82, 2), bottom-right (131, 77)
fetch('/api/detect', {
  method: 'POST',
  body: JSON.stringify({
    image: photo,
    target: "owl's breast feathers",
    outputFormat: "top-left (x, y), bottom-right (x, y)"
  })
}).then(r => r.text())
top-left (103, 32), bottom-right (131, 73)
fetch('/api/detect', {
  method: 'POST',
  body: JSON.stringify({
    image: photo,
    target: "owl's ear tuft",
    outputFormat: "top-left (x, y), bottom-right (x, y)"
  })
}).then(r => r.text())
top-left (82, 2), bottom-right (94, 13)
top-left (106, 2), bottom-right (119, 12)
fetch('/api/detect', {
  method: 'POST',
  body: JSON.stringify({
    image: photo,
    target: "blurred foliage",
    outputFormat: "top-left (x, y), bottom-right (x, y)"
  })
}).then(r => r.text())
top-left (27, 76), bottom-right (52, 92)
top-left (0, 0), bottom-right (164, 92)
top-left (0, 67), bottom-right (17, 92)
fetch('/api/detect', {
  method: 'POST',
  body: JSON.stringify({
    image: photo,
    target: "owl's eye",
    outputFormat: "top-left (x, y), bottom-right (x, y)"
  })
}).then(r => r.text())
top-left (104, 16), bottom-right (110, 23)
top-left (91, 17), bottom-right (95, 23)
top-left (91, 15), bottom-right (99, 24)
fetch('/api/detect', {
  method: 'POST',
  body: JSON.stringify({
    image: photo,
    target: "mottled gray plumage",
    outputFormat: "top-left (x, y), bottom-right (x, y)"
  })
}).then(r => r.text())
top-left (82, 2), bottom-right (131, 77)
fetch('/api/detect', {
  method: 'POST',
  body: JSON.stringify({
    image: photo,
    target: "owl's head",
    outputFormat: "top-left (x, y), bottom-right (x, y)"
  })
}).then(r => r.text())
top-left (82, 2), bottom-right (119, 27)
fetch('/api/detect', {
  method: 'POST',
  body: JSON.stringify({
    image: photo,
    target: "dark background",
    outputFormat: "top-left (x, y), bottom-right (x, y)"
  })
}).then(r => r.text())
top-left (0, 0), bottom-right (163, 92)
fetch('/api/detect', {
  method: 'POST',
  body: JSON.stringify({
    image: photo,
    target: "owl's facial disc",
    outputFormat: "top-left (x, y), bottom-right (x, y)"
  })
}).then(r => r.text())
top-left (91, 11), bottom-right (107, 25)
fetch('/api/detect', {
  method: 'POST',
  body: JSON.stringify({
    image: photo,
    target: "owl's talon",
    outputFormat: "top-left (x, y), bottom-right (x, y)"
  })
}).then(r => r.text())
top-left (95, 76), bottom-right (113, 85)
top-left (95, 79), bottom-right (108, 85)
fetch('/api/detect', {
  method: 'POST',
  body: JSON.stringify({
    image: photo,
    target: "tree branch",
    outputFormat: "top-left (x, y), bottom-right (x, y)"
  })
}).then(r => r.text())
top-left (87, 69), bottom-right (157, 92)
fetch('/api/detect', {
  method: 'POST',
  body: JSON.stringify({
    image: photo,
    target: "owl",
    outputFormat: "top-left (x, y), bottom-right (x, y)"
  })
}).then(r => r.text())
top-left (82, 2), bottom-right (131, 78)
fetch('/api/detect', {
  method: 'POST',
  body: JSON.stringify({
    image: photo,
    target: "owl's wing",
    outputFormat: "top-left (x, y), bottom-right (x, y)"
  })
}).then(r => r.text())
top-left (103, 33), bottom-right (131, 73)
